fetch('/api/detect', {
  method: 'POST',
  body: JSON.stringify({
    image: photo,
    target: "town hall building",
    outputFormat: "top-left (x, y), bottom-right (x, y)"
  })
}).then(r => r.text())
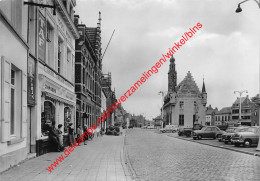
top-left (162, 56), bottom-right (207, 128)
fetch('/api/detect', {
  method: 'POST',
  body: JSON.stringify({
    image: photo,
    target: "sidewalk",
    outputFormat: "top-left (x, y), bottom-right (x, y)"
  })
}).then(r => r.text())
top-left (0, 130), bottom-right (132, 181)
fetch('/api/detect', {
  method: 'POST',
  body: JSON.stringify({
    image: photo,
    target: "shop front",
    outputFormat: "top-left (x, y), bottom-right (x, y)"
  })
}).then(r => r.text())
top-left (36, 74), bottom-right (76, 156)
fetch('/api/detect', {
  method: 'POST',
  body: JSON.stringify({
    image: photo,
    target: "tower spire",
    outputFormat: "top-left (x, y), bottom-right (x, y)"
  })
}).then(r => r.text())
top-left (202, 76), bottom-right (206, 93)
top-left (97, 11), bottom-right (101, 28)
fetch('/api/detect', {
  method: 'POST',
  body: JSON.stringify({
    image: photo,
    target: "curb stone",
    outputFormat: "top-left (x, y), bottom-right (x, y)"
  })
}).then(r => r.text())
top-left (123, 129), bottom-right (140, 181)
top-left (120, 130), bottom-right (133, 181)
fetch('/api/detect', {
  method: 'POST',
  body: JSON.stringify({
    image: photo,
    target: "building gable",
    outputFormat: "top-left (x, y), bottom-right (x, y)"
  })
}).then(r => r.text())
top-left (177, 71), bottom-right (201, 96)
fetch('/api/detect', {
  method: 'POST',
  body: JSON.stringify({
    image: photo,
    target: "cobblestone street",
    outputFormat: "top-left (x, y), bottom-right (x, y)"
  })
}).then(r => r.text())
top-left (124, 128), bottom-right (260, 181)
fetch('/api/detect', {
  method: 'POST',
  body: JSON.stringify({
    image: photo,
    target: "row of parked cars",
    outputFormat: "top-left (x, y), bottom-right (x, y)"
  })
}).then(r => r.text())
top-left (192, 126), bottom-right (260, 147)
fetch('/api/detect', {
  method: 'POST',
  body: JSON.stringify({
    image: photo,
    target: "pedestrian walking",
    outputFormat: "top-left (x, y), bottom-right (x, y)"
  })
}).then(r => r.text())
top-left (68, 123), bottom-right (74, 145)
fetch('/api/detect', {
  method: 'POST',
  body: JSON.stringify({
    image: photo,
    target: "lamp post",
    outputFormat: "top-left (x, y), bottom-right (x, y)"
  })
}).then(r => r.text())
top-left (236, 0), bottom-right (260, 151)
top-left (234, 90), bottom-right (248, 123)
top-left (158, 91), bottom-right (166, 128)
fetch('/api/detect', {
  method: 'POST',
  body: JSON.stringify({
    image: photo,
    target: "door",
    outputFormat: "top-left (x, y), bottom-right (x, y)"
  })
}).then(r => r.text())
top-left (27, 107), bottom-right (31, 153)
top-left (203, 127), bottom-right (210, 138)
top-left (210, 127), bottom-right (217, 138)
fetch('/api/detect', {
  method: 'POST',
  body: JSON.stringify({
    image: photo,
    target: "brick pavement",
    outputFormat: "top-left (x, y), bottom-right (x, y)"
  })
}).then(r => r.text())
top-left (125, 128), bottom-right (260, 181)
top-left (0, 130), bottom-right (132, 181)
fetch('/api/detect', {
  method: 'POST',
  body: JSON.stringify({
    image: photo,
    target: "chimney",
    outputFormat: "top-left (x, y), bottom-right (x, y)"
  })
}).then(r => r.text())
top-left (74, 15), bottom-right (80, 26)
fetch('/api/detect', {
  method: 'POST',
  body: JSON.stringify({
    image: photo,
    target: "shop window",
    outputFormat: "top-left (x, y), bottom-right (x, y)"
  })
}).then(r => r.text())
top-left (41, 101), bottom-right (55, 136)
top-left (64, 107), bottom-right (72, 133)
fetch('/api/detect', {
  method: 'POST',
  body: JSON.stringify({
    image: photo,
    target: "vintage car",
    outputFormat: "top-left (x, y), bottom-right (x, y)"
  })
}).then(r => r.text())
top-left (231, 126), bottom-right (260, 147)
top-left (178, 127), bottom-right (193, 137)
top-left (193, 126), bottom-right (225, 140)
top-left (220, 126), bottom-right (249, 144)
top-left (160, 125), bottom-right (178, 133)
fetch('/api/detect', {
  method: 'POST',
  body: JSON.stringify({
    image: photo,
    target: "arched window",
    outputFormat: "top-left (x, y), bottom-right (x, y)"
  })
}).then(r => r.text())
top-left (41, 101), bottom-right (55, 136)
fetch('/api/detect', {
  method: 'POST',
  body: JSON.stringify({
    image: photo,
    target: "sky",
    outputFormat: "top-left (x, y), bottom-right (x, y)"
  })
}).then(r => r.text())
top-left (76, 0), bottom-right (260, 120)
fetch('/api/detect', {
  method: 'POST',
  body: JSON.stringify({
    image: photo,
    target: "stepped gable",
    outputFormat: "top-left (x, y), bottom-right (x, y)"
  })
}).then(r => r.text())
top-left (85, 27), bottom-right (98, 51)
top-left (177, 71), bottom-right (201, 95)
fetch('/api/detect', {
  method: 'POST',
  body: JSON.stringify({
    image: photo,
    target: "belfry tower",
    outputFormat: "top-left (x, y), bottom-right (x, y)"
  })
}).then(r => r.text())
top-left (201, 77), bottom-right (207, 106)
top-left (168, 56), bottom-right (177, 92)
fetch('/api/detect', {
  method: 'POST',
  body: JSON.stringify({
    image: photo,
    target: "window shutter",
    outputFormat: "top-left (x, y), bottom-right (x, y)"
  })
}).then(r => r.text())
top-left (1, 56), bottom-right (11, 142)
top-left (21, 72), bottom-right (27, 138)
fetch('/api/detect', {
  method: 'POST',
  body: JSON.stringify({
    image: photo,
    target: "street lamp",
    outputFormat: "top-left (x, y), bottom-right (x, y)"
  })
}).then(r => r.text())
top-left (234, 90), bottom-right (248, 122)
top-left (235, 0), bottom-right (260, 151)
top-left (235, 0), bottom-right (260, 13)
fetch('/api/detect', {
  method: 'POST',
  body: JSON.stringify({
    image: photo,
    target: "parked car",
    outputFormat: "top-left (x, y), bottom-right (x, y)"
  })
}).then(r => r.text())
top-left (147, 125), bottom-right (155, 129)
top-left (178, 127), bottom-right (193, 137)
top-left (193, 126), bottom-right (225, 140)
top-left (141, 126), bottom-right (147, 129)
top-left (220, 126), bottom-right (249, 144)
top-left (160, 125), bottom-right (178, 133)
top-left (128, 125), bottom-right (133, 129)
top-left (231, 126), bottom-right (260, 147)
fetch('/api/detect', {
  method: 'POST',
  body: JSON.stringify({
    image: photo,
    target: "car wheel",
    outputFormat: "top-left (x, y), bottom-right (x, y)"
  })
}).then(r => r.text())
top-left (162, 130), bottom-right (166, 133)
top-left (172, 130), bottom-right (176, 133)
top-left (193, 137), bottom-right (197, 140)
top-left (244, 139), bottom-right (252, 148)
top-left (198, 135), bottom-right (202, 140)
top-left (224, 141), bottom-right (228, 144)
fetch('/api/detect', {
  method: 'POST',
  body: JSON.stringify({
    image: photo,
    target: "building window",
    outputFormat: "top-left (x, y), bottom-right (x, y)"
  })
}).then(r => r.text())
top-left (67, 48), bottom-right (71, 81)
top-left (46, 22), bottom-right (54, 67)
top-left (58, 39), bottom-right (62, 74)
top-left (180, 101), bottom-right (184, 109)
top-left (10, 69), bottom-right (15, 135)
top-left (179, 115), bottom-right (184, 125)
top-left (9, 64), bottom-right (22, 137)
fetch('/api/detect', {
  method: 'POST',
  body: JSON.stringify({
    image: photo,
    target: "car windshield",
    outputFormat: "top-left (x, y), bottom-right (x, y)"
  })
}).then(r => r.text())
top-left (234, 127), bottom-right (249, 132)
top-left (201, 127), bottom-right (207, 131)
top-left (247, 127), bottom-right (258, 133)
top-left (225, 128), bottom-right (235, 133)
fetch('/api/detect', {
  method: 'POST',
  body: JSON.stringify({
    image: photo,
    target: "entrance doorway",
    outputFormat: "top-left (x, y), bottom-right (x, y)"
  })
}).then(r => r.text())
top-left (27, 108), bottom-right (32, 153)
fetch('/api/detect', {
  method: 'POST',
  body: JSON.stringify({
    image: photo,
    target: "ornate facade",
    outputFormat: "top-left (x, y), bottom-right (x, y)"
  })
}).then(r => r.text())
top-left (163, 57), bottom-right (207, 128)
top-left (74, 13), bottom-right (102, 129)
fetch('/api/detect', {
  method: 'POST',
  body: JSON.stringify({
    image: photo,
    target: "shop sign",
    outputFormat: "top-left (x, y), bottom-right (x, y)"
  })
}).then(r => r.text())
top-left (38, 11), bottom-right (46, 62)
top-left (45, 84), bottom-right (57, 93)
top-left (28, 58), bottom-right (36, 105)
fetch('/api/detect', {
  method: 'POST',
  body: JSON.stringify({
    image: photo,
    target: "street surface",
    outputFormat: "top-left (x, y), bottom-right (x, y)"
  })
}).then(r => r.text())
top-left (124, 128), bottom-right (260, 181)
top-left (0, 131), bottom-right (131, 181)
